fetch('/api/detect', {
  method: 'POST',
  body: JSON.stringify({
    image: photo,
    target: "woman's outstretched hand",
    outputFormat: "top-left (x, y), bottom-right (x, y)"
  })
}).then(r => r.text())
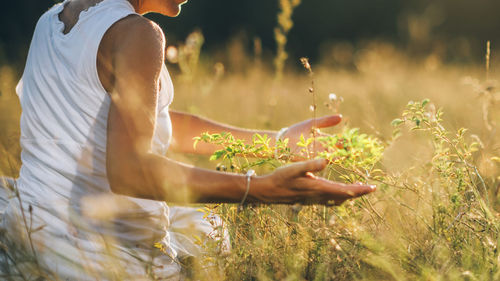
top-left (252, 159), bottom-right (376, 205)
top-left (282, 115), bottom-right (342, 160)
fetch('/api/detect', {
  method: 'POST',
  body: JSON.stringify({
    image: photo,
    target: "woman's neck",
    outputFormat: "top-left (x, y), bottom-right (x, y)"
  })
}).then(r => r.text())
top-left (127, 0), bottom-right (147, 14)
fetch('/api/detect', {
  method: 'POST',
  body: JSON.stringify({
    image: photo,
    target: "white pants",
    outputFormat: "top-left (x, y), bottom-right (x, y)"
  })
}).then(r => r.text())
top-left (0, 177), bottom-right (229, 280)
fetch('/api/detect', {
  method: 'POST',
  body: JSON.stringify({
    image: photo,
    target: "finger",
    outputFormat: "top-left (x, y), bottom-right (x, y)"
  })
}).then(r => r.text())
top-left (286, 178), bottom-right (375, 205)
top-left (283, 159), bottom-right (327, 178)
top-left (352, 184), bottom-right (376, 196)
top-left (335, 183), bottom-right (376, 198)
top-left (312, 178), bottom-right (375, 198)
top-left (314, 115), bottom-right (342, 129)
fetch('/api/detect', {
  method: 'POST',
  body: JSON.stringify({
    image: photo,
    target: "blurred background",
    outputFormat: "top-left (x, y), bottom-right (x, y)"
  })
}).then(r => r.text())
top-left (1, 0), bottom-right (500, 70)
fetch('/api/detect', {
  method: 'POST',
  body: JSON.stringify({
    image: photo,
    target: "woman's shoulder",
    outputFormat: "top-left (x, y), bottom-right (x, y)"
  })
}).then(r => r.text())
top-left (107, 14), bottom-right (165, 46)
top-left (98, 13), bottom-right (166, 92)
top-left (100, 13), bottom-right (166, 70)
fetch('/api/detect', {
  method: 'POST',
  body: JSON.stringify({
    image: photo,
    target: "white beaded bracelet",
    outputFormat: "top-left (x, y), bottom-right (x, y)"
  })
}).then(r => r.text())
top-left (238, 169), bottom-right (256, 212)
top-left (274, 127), bottom-right (289, 160)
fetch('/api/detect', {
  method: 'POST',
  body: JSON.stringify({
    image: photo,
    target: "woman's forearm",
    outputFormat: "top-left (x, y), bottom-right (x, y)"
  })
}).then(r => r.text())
top-left (108, 150), bottom-right (267, 203)
top-left (108, 147), bottom-right (376, 205)
top-left (169, 110), bottom-right (277, 155)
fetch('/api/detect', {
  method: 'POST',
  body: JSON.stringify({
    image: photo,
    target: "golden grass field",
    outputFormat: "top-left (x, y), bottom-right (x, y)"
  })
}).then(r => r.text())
top-left (1, 37), bottom-right (500, 280)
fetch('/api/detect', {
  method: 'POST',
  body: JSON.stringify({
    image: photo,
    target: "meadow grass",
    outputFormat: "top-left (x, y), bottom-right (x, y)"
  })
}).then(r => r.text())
top-left (1, 39), bottom-right (500, 280)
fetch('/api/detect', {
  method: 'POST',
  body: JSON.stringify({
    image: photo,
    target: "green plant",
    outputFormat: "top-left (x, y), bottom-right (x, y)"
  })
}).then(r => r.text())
top-left (193, 123), bottom-right (385, 279)
top-left (191, 99), bottom-right (500, 280)
top-left (193, 127), bottom-right (384, 176)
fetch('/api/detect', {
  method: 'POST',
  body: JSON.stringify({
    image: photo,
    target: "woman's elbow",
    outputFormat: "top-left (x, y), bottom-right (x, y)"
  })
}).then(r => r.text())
top-left (106, 154), bottom-right (165, 200)
top-left (106, 164), bottom-right (131, 196)
top-left (106, 156), bottom-right (142, 197)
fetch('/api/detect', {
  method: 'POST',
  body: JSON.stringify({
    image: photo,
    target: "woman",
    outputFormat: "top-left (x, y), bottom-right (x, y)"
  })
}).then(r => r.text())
top-left (0, 0), bottom-right (375, 279)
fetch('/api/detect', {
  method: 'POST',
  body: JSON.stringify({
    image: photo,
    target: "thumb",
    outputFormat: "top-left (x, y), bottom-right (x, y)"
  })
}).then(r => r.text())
top-left (314, 115), bottom-right (342, 129)
top-left (282, 159), bottom-right (327, 178)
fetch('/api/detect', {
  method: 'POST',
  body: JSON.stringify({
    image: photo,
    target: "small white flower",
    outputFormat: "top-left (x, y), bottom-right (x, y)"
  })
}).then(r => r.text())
top-left (328, 93), bottom-right (337, 101)
top-left (330, 238), bottom-right (342, 251)
top-left (166, 46), bottom-right (179, 63)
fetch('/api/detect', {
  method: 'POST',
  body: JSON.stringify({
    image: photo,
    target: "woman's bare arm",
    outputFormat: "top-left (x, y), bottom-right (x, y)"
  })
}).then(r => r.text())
top-left (102, 15), bottom-right (375, 204)
top-left (103, 16), bottom-right (250, 202)
top-left (169, 110), bottom-right (276, 155)
top-left (169, 110), bottom-right (343, 157)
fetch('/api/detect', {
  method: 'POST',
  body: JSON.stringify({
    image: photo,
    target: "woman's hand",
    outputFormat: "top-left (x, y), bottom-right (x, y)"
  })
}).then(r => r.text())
top-left (281, 115), bottom-right (342, 160)
top-left (252, 159), bottom-right (375, 205)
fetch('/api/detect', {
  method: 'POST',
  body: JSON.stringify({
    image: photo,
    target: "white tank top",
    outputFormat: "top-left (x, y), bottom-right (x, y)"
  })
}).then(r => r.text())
top-left (13, 0), bottom-right (177, 268)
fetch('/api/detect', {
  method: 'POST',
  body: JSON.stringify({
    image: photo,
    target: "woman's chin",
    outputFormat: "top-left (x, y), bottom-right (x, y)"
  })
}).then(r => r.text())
top-left (172, 0), bottom-right (189, 16)
top-left (163, 5), bottom-right (182, 17)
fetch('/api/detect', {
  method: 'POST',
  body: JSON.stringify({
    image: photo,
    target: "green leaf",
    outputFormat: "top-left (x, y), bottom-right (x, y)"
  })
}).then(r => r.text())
top-left (422, 99), bottom-right (430, 107)
top-left (391, 118), bottom-right (404, 127)
top-left (210, 150), bottom-right (225, 161)
top-left (457, 128), bottom-right (468, 137)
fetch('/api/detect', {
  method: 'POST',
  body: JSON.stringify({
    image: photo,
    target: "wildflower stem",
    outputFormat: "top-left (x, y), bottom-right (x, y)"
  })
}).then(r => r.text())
top-left (486, 40), bottom-right (490, 81)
